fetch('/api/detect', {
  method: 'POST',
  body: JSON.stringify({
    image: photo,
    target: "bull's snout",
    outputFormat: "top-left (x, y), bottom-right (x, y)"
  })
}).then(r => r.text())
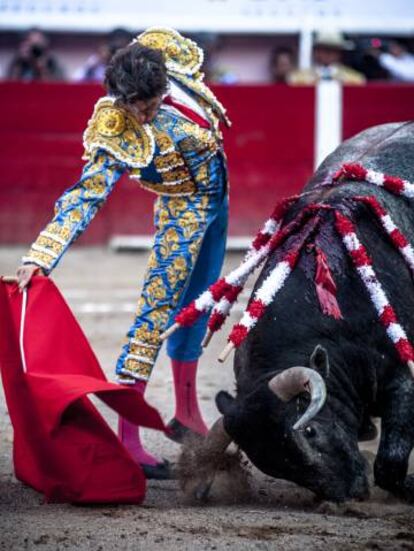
top-left (348, 462), bottom-right (370, 500)
top-left (316, 466), bottom-right (369, 502)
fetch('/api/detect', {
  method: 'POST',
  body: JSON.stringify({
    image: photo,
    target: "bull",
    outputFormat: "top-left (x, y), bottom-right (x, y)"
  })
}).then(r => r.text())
top-left (185, 121), bottom-right (414, 503)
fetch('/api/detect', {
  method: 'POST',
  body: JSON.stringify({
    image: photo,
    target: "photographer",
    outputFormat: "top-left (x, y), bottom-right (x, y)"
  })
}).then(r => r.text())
top-left (73, 28), bottom-right (133, 82)
top-left (376, 39), bottom-right (414, 82)
top-left (7, 28), bottom-right (63, 81)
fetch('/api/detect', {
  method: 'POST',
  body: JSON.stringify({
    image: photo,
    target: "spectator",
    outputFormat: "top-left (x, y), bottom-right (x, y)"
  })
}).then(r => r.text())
top-left (209, 65), bottom-right (239, 84)
top-left (376, 39), bottom-right (414, 82)
top-left (7, 28), bottom-right (63, 81)
top-left (290, 31), bottom-right (365, 85)
top-left (195, 33), bottom-right (239, 84)
top-left (269, 47), bottom-right (295, 83)
top-left (74, 28), bottom-right (133, 82)
top-left (356, 38), bottom-right (390, 81)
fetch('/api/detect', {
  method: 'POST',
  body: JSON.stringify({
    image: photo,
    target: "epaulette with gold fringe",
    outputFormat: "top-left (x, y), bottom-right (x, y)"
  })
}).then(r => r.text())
top-left (82, 97), bottom-right (155, 168)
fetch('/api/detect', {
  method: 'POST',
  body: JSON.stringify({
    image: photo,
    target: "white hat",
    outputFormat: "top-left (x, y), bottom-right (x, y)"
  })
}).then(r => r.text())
top-left (314, 31), bottom-right (354, 50)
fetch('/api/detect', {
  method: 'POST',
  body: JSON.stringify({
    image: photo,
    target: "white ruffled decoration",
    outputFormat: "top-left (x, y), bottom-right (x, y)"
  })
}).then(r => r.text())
top-left (371, 208), bottom-right (414, 276)
top-left (194, 290), bottom-right (215, 312)
top-left (340, 222), bottom-right (412, 356)
top-left (255, 261), bottom-right (291, 305)
top-left (401, 244), bottom-right (414, 273)
top-left (366, 169), bottom-right (384, 186)
top-left (365, 167), bottom-right (414, 198)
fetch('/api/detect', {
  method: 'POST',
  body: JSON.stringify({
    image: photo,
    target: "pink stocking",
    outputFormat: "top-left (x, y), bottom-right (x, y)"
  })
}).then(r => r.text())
top-left (118, 381), bottom-right (160, 466)
top-left (171, 359), bottom-right (208, 435)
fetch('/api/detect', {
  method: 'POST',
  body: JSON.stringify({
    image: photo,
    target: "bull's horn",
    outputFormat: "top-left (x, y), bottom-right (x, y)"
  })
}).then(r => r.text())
top-left (268, 367), bottom-right (327, 430)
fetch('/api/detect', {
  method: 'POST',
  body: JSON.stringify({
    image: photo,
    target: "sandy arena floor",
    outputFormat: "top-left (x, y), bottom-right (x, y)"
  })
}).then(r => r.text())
top-left (0, 246), bottom-right (413, 550)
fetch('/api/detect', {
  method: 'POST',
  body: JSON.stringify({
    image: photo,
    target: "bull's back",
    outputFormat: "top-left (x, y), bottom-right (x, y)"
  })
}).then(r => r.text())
top-left (235, 121), bottom-right (414, 391)
top-left (308, 121), bottom-right (414, 191)
top-left (298, 121), bottom-right (414, 238)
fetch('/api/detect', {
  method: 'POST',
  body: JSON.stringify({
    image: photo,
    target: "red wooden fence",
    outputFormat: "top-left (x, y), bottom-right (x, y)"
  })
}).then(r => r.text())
top-left (0, 82), bottom-right (413, 245)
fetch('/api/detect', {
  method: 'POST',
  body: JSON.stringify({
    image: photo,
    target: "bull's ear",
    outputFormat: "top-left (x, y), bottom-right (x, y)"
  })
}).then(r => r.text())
top-left (310, 345), bottom-right (329, 379)
top-left (215, 391), bottom-right (236, 415)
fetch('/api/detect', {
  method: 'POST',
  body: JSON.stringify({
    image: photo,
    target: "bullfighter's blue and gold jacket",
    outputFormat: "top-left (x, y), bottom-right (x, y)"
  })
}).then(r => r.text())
top-left (23, 28), bottom-right (231, 382)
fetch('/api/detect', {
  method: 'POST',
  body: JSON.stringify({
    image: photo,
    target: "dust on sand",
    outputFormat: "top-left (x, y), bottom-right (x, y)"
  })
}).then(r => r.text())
top-left (0, 247), bottom-right (413, 550)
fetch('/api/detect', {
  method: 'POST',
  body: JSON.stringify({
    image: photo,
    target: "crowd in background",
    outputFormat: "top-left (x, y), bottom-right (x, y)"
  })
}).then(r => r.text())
top-left (269, 33), bottom-right (414, 84)
top-left (5, 27), bottom-right (414, 84)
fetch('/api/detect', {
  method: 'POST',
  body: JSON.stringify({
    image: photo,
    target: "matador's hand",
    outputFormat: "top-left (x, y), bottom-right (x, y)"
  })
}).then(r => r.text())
top-left (16, 264), bottom-right (46, 291)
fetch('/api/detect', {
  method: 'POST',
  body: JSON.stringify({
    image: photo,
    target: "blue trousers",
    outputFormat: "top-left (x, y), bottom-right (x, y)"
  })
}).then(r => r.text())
top-left (167, 194), bottom-right (228, 361)
top-left (115, 159), bottom-right (228, 382)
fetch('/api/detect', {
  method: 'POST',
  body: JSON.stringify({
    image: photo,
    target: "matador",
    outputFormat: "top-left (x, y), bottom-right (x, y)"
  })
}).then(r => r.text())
top-left (17, 27), bottom-right (231, 478)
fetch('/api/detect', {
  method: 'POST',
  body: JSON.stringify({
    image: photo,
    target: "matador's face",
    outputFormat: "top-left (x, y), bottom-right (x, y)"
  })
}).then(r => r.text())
top-left (119, 95), bottom-right (163, 124)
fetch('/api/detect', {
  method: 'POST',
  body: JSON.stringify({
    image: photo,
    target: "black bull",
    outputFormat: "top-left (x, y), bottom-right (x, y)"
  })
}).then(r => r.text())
top-left (191, 121), bottom-right (414, 503)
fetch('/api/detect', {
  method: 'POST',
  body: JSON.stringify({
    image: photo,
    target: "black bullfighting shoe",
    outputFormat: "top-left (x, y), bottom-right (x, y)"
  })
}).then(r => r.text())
top-left (140, 459), bottom-right (174, 480)
top-left (165, 418), bottom-right (205, 444)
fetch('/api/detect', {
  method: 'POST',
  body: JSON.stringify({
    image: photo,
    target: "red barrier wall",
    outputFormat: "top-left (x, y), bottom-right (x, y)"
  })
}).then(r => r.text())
top-left (1, 82), bottom-right (413, 245)
top-left (0, 82), bottom-right (315, 244)
top-left (343, 84), bottom-right (414, 140)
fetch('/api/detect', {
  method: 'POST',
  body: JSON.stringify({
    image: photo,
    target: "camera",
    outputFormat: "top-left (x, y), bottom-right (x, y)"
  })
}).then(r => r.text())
top-left (30, 44), bottom-right (45, 58)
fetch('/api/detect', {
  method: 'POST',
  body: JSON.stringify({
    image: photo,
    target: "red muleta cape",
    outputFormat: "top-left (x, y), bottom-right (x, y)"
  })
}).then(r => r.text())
top-left (0, 276), bottom-right (166, 504)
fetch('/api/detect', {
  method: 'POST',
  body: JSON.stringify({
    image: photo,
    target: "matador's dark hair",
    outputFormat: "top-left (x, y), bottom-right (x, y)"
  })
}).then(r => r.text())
top-left (104, 42), bottom-right (168, 103)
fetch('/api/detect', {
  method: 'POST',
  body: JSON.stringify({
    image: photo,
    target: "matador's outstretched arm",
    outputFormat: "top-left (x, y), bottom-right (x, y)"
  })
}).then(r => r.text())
top-left (22, 151), bottom-right (125, 273)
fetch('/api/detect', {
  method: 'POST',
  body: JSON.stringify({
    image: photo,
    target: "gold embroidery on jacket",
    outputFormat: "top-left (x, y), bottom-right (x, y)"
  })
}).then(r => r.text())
top-left (129, 341), bottom-right (158, 363)
top-left (133, 323), bottom-right (162, 346)
top-left (123, 359), bottom-right (152, 379)
top-left (36, 235), bottom-right (64, 255)
top-left (153, 130), bottom-right (175, 155)
top-left (83, 97), bottom-right (155, 168)
top-left (154, 152), bottom-right (184, 171)
top-left (136, 27), bottom-right (203, 76)
top-left (162, 166), bottom-right (191, 183)
top-left (136, 179), bottom-right (196, 196)
top-left (26, 249), bottom-right (56, 267)
top-left (45, 222), bottom-right (72, 241)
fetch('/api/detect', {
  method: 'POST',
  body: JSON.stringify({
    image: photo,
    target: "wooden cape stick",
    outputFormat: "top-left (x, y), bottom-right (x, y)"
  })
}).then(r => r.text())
top-left (218, 342), bottom-right (234, 363)
top-left (160, 322), bottom-right (180, 341)
top-left (202, 330), bottom-right (213, 348)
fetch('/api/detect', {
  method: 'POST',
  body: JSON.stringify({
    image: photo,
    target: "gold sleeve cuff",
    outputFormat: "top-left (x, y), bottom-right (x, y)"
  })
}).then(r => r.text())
top-left (23, 226), bottom-right (73, 271)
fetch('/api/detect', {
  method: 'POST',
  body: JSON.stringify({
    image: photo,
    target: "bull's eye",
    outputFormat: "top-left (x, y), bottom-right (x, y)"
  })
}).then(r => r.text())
top-left (304, 426), bottom-right (316, 438)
